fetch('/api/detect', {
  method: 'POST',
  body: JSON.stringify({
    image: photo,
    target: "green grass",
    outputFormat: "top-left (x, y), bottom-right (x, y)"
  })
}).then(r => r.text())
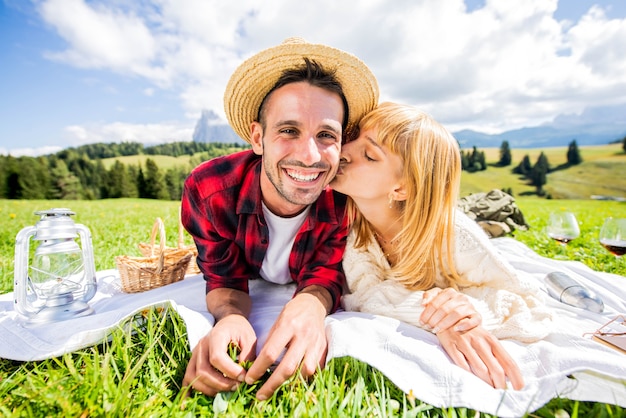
top-left (460, 143), bottom-right (626, 199)
top-left (508, 199), bottom-right (626, 277)
top-left (1, 198), bottom-right (625, 417)
top-left (0, 199), bottom-right (187, 294)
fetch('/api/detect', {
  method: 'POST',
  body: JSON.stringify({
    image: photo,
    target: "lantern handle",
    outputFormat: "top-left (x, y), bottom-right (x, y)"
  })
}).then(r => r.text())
top-left (14, 226), bottom-right (37, 316)
top-left (75, 223), bottom-right (97, 302)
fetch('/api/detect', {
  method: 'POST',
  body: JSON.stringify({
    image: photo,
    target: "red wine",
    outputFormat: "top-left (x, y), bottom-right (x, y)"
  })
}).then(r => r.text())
top-left (551, 237), bottom-right (573, 245)
top-left (548, 234), bottom-right (576, 245)
top-left (600, 240), bottom-right (626, 256)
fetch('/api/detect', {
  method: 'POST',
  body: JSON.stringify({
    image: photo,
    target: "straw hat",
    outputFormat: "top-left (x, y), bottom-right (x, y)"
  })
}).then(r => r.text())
top-left (224, 37), bottom-right (379, 143)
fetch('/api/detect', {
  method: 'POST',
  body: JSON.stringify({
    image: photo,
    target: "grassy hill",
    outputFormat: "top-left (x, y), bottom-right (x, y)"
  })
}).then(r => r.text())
top-left (460, 142), bottom-right (626, 199)
top-left (99, 144), bottom-right (248, 171)
top-left (100, 154), bottom-right (196, 170)
top-left (98, 142), bottom-right (625, 200)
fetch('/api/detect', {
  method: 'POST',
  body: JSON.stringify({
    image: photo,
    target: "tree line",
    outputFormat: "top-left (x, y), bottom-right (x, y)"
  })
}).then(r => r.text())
top-left (2, 136), bottom-right (621, 201)
top-left (0, 141), bottom-right (248, 201)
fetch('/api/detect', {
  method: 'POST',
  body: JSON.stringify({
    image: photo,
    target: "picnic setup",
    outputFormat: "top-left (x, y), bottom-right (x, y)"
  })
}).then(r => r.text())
top-left (1, 204), bottom-right (625, 417)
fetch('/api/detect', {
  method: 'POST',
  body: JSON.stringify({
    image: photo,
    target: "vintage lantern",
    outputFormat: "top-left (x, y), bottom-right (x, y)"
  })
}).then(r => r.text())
top-left (14, 208), bottom-right (97, 324)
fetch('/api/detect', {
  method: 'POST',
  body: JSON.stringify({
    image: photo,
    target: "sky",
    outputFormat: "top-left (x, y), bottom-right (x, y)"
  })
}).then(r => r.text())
top-left (1, 0), bottom-right (626, 157)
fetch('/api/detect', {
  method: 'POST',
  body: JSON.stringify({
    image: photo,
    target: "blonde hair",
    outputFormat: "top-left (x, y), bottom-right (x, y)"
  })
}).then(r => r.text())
top-left (349, 102), bottom-right (464, 290)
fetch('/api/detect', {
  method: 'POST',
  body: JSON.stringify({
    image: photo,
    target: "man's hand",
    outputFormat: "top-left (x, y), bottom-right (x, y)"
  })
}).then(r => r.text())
top-left (183, 288), bottom-right (256, 396)
top-left (420, 287), bottom-right (482, 333)
top-left (183, 314), bottom-right (257, 396)
top-left (244, 286), bottom-right (330, 400)
top-left (437, 325), bottom-right (524, 390)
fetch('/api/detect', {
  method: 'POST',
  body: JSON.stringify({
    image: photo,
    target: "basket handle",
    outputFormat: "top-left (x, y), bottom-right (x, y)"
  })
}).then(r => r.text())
top-left (149, 217), bottom-right (166, 273)
top-left (178, 206), bottom-right (185, 249)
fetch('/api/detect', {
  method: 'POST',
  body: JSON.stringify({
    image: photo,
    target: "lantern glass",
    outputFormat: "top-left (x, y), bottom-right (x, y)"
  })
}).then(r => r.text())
top-left (31, 239), bottom-right (85, 299)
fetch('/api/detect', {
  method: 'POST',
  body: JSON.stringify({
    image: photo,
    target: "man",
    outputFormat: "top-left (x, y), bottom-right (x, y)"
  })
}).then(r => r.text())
top-left (181, 38), bottom-right (379, 400)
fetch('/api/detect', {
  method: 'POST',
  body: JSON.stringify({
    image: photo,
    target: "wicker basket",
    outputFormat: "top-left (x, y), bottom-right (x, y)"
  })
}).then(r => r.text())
top-left (137, 210), bottom-right (200, 275)
top-left (116, 217), bottom-right (192, 293)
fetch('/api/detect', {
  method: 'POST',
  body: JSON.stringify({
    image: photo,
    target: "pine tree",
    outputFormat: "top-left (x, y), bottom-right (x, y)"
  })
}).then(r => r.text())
top-left (566, 140), bottom-right (582, 165)
top-left (460, 151), bottom-right (469, 171)
top-left (103, 161), bottom-right (133, 199)
top-left (143, 158), bottom-right (169, 200)
top-left (126, 165), bottom-right (140, 198)
top-left (11, 157), bottom-right (50, 199)
top-left (498, 141), bottom-right (512, 166)
top-left (513, 154), bottom-right (532, 176)
top-left (530, 152), bottom-right (549, 195)
top-left (470, 146), bottom-right (483, 171)
top-left (164, 166), bottom-right (186, 200)
top-left (137, 167), bottom-right (147, 198)
top-left (50, 159), bottom-right (82, 200)
top-left (478, 150), bottom-right (487, 171)
top-left (622, 136), bottom-right (626, 153)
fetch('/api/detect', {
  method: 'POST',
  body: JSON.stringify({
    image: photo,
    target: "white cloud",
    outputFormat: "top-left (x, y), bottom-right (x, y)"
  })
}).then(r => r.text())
top-left (567, 6), bottom-right (626, 79)
top-left (1, 146), bottom-right (64, 157)
top-left (0, 121), bottom-right (192, 156)
top-left (40, 0), bottom-right (158, 76)
top-left (35, 0), bottom-right (626, 138)
top-left (62, 122), bottom-right (194, 146)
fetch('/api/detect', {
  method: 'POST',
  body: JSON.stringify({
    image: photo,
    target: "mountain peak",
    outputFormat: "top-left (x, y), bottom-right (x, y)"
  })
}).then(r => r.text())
top-left (192, 109), bottom-right (246, 145)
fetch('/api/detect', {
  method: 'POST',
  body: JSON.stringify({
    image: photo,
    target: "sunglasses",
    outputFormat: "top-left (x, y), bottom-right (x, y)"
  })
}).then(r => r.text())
top-left (586, 315), bottom-right (626, 354)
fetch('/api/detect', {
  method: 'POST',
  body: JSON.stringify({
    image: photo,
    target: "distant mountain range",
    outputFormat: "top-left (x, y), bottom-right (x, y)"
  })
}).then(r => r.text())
top-left (193, 104), bottom-right (626, 149)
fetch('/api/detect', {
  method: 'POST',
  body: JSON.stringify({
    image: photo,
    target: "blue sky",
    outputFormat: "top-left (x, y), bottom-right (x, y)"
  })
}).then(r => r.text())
top-left (1, 0), bottom-right (626, 156)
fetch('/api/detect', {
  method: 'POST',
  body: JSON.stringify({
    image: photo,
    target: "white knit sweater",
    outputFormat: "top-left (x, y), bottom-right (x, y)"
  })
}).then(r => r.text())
top-left (341, 210), bottom-right (554, 342)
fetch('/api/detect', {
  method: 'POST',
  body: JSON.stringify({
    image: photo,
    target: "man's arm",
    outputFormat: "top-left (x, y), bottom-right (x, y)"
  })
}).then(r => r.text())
top-left (181, 168), bottom-right (260, 396)
top-left (207, 287), bottom-right (253, 320)
top-left (298, 284), bottom-right (333, 314)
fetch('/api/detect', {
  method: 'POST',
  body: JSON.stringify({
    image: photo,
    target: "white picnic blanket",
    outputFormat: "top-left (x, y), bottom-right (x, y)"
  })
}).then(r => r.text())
top-left (1, 237), bottom-right (625, 417)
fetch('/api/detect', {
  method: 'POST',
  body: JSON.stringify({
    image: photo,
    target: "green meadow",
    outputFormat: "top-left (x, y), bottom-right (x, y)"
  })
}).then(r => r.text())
top-left (0, 141), bottom-right (625, 416)
top-left (1, 197), bottom-right (625, 416)
top-left (460, 142), bottom-right (626, 199)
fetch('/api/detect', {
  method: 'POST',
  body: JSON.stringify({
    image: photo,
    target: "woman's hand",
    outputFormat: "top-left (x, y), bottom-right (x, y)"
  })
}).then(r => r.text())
top-left (436, 325), bottom-right (524, 390)
top-left (420, 287), bottom-right (481, 334)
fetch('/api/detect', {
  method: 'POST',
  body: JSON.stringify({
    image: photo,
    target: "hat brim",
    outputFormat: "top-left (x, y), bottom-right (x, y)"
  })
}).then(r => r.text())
top-left (224, 39), bottom-right (379, 143)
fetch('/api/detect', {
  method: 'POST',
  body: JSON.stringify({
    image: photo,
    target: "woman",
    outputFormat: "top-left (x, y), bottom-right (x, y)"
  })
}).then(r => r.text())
top-left (331, 102), bottom-right (553, 390)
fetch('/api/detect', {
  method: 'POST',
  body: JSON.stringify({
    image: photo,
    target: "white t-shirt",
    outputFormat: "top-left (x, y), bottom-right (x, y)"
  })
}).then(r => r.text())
top-left (260, 202), bottom-right (310, 285)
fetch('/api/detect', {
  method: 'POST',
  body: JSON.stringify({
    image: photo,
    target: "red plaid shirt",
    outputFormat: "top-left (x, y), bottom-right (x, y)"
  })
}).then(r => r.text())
top-left (181, 150), bottom-right (348, 312)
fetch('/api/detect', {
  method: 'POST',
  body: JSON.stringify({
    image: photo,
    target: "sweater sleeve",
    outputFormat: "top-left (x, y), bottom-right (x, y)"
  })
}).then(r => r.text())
top-left (341, 232), bottom-right (505, 334)
top-left (341, 231), bottom-right (434, 331)
top-left (452, 210), bottom-right (554, 342)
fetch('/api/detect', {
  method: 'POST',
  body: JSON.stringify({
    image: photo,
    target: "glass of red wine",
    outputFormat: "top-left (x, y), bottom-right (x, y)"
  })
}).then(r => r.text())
top-left (599, 217), bottom-right (626, 257)
top-left (546, 211), bottom-right (580, 245)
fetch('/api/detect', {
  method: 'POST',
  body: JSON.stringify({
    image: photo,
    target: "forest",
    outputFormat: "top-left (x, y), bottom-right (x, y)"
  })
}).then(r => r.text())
top-left (0, 141), bottom-right (248, 201)
top-left (1, 137), bottom-right (613, 201)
